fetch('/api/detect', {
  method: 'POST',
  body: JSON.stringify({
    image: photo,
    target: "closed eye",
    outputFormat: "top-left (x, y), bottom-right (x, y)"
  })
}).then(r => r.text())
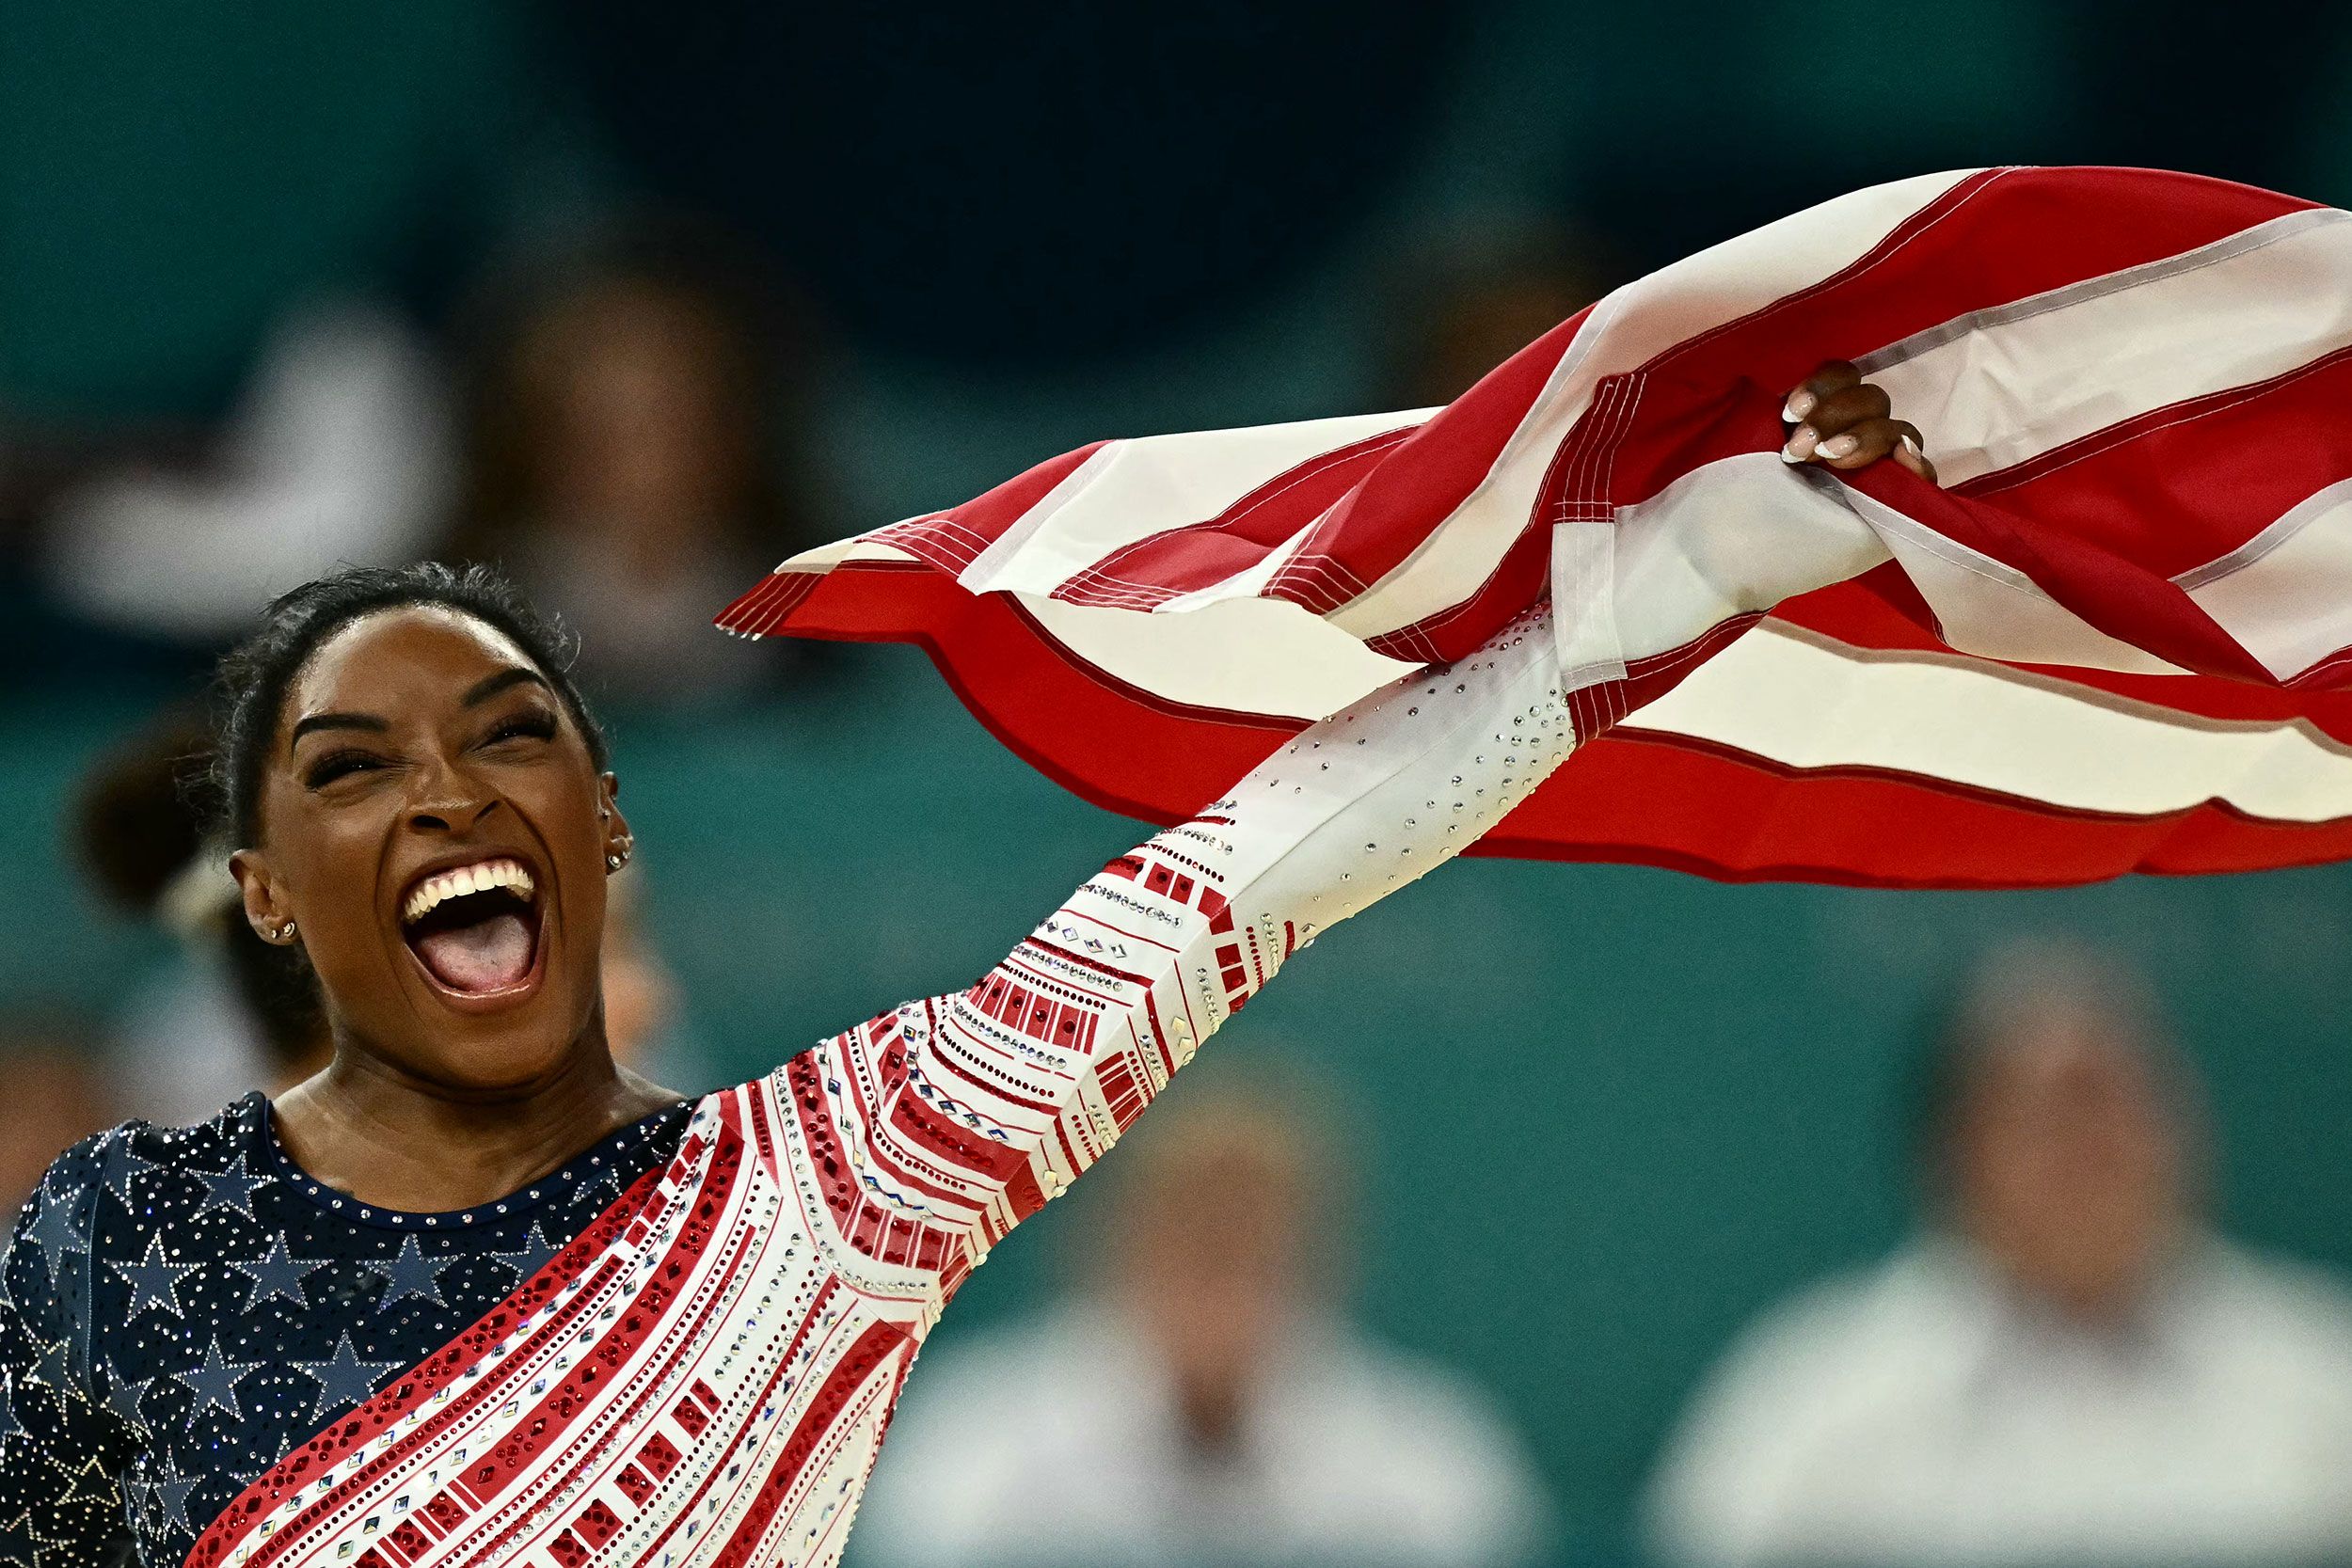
top-left (304, 749), bottom-right (386, 788)
top-left (484, 710), bottom-right (559, 748)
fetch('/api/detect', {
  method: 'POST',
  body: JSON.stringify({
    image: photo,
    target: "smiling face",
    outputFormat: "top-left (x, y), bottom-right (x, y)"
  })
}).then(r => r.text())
top-left (230, 606), bottom-right (630, 1095)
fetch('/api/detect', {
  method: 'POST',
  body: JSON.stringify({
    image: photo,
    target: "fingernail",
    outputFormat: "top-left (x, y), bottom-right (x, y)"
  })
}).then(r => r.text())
top-left (1783, 389), bottom-right (1816, 423)
top-left (1780, 424), bottom-right (1820, 464)
top-left (1899, 433), bottom-right (1926, 459)
top-left (1819, 434), bottom-right (1859, 460)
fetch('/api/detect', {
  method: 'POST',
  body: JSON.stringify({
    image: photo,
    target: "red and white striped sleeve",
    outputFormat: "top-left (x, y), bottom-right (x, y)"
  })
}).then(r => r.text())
top-left (790, 603), bottom-right (1573, 1289)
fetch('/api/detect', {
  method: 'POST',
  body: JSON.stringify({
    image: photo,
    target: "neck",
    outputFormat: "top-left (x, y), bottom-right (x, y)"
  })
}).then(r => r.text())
top-left (271, 1026), bottom-right (680, 1212)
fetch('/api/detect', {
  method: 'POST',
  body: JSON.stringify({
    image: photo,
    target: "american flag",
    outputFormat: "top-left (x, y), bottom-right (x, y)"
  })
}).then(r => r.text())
top-left (720, 166), bottom-right (2352, 889)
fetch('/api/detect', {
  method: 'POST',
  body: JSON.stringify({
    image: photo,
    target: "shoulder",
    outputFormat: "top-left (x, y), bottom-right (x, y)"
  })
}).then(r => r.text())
top-left (2187, 1239), bottom-right (2352, 1355)
top-left (1665, 1246), bottom-right (1981, 1448)
top-left (8, 1096), bottom-right (263, 1280)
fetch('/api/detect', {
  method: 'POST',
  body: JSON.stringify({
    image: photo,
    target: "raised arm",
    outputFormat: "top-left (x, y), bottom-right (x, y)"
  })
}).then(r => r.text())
top-left (781, 600), bottom-right (1569, 1285)
top-left (778, 365), bottom-right (1922, 1295)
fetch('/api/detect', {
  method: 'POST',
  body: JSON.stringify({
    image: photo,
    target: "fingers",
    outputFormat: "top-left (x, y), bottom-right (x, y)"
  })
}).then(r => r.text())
top-left (1781, 382), bottom-right (1891, 464)
top-left (1779, 362), bottom-right (1938, 484)
top-left (1781, 359), bottom-right (1860, 425)
top-left (1889, 420), bottom-right (1937, 483)
top-left (1804, 416), bottom-right (1932, 475)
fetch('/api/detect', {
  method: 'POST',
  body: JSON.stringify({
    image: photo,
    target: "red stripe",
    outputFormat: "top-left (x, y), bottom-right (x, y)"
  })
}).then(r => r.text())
top-left (1054, 424), bottom-right (1417, 608)
top-left (731, 550), bottom-right (2352, 887)
top-left (707, 1322), bottom-right (912, 1568)
top-left (190, 1140), bottom-right (726, 1568)
top-left (1485, 723), bottom-right (2352, 887)
top-left (624, 1280), bottom-right (849, 1568)
top-left (453, 1218), bottom-right (765, 1563)
top-left (1944, 347), bottom-right (2352, 643)
top-left (876, 441), bottom-right (1110, 576)
top-left (1268, 309), bottom-right (1591, 613)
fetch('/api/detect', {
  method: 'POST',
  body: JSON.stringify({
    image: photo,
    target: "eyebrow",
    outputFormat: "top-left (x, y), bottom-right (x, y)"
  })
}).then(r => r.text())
top-left (287, 668), bottom-right (555, 751)
top-left (288, 711), bottom-right (388, 749)
top-left (461, 667), bottom-right (554, 707)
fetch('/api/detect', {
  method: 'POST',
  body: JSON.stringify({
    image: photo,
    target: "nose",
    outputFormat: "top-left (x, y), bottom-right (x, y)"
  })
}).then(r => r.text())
top-left (406, 760), bottom-right (503, 835)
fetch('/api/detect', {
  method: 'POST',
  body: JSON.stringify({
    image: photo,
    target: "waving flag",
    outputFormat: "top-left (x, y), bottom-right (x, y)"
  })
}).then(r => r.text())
top-left (720, 166), bottom-right (2352, 889)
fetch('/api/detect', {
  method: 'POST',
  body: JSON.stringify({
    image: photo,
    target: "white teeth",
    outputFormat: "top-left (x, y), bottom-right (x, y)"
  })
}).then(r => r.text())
top-left (401, 858), bottom-right (538, 925)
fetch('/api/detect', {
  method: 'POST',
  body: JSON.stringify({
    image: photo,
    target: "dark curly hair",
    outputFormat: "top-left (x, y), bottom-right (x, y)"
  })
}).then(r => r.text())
top-left (207, 562), bottom-right (613, 847)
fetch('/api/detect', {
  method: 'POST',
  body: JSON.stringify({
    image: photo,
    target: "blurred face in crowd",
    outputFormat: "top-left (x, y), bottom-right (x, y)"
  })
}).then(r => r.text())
top-left (0, 1037), bottom-right (115, 1209)
top-left (519, 279), bottom-right (751, 561)
top-left (600, 870), bottom-right (677, 1070)
top-left (1947, 993), bottom-right (2190, 1323)
top-left (231, 607), bottom-right (628, 1097)
top-left (1107, 1103), bottom-right (1330, 1451)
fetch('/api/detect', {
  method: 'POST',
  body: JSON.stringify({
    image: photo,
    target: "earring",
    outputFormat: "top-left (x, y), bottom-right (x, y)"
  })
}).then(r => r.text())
top-left (607, 850), bottom-right (628, 871)
top-left (276, 920), bottom-right (298, 942)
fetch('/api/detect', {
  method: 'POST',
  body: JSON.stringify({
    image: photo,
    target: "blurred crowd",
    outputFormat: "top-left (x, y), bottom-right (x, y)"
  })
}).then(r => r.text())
top-left (9, 0), bottom-right (2352, 1562)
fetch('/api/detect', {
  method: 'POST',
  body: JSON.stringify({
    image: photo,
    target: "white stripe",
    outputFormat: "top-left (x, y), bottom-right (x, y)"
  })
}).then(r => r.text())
top-left (1862, 208), bottom-right (2352, 487)
top-left (1629, 621), bottom-right (2352, 823)
top-left (1328, 168), bottom-right (1985, 639)
top-left (949, 410), bottom-right (1430, 598)
top-left (2179, 477), bottom-right (2352, 679)
top-left (1021, 592), bottom-right (1418, 721)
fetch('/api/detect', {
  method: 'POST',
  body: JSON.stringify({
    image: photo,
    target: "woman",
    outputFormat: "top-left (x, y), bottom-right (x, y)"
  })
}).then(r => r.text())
top-left (0, 369), bottom-right (1926, 1563)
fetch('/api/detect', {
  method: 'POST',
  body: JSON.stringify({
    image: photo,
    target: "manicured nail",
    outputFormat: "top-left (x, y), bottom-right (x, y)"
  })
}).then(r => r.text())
top-left (1899, 433), bottom-right (1926, 460)
top-left (1780, 423), bottom-right (1820, 464)
top-left (1783, 389), bottom-right (1817, 423)
top-left (1818, 434), bottom-right (1859, 460)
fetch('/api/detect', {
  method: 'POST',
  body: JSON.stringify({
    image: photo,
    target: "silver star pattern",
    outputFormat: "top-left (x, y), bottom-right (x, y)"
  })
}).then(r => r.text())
top-left (193, 1152), bottom-right (270, 1224)
top-left (227, 1233), bottom-right (318, 1310)
top-left (485, 1220), bottom-right (556, 1281)
top-left (179, 1337), bottom-right (261, 1422)
top-left (370, 1235), bottom-right (453, 1309)
top-left (0, 1092), bottom-right (692, 1564)
top-left (110, 1231), bottom-right (199, 1323)
top-left (24, 1186), bottom-right (90, 1291)
top-left (294, 1332), bottom-right (404, 1425)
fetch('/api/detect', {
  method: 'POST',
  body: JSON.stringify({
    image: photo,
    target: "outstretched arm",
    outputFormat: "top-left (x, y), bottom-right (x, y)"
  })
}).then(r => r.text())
top-left (789, 601), bottom-right (1570, 1278)
top-left (785, 368), bottom-right (1922, 1288)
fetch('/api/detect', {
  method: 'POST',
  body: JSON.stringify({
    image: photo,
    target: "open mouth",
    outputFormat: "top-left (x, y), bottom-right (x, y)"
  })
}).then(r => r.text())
top-left (399, 856), bottom-right (546, 1003)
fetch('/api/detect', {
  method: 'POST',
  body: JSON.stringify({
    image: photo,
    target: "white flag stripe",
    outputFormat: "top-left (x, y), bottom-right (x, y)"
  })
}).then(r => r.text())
top-left (1021, 591), bottom-right (1418, 721)
top-left (961, 410), bottom-right (1424, 596)
top-left (2181, 478), bottom-right (2352, 679)
top-left (1629, 622), bottom-right (2352, 822)
top-left (1863, 210), bottom-right (2352, 488)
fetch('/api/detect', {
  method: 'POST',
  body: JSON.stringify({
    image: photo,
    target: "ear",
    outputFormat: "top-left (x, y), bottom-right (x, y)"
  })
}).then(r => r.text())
top-left (229, 848), bottom-right (297, 944)
top-left (598, 772), bottom-right (635, 867)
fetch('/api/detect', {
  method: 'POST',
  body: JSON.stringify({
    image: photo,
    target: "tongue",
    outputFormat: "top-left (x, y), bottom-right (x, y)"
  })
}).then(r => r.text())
top-left (413, 911), bottom-right (534, 993)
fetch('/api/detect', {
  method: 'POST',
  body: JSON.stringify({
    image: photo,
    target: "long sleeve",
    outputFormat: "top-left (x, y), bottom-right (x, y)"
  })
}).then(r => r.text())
top-left (0, 1136), bottom-right (139, 1563)
top-left (788, 603), bottom-right (1573, 1291)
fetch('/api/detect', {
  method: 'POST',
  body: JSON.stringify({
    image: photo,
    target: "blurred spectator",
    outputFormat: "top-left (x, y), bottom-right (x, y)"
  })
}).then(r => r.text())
top-left (1644, 942), bottom-right (2352, 1567)
top-left (0, 1013), bottom-right (120, 1212)
top-left (452, 226), bottom-right (832, 704)
top-left (854, 1072), bottom-right (1551, 1568)
top-left (72, 704), bottom-right (332, 1123)
top-left (32, 299), bottom-right (456, 647)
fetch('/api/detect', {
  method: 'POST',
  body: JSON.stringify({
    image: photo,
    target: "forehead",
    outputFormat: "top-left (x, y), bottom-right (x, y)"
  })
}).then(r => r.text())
top-left (289, 606), bottom-right (537, 719)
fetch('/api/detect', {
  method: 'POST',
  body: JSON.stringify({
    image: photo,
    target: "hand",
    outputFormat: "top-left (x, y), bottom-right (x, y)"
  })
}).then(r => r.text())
top-left (1780, 360), bottom-right (1937, 483)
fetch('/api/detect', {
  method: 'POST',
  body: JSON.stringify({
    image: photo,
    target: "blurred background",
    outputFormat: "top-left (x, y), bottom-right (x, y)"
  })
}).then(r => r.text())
top-left (8, 2), bottom-right (2352, 1563)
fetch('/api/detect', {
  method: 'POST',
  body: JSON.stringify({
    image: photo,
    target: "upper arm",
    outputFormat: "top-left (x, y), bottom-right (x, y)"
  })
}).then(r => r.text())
top-left (792, 605), bottom-right (1576, 1288)
top-left (0, 1138), bottom-right (138, 1557)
